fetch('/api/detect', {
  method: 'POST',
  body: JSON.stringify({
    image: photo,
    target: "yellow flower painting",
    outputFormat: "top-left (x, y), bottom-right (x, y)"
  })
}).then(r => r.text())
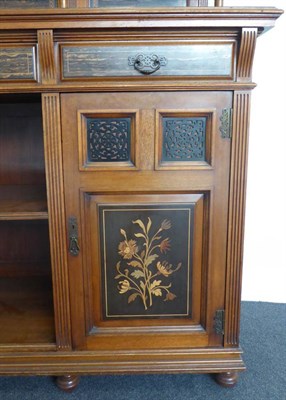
top-left (115, 218), bottom-right (182, 310)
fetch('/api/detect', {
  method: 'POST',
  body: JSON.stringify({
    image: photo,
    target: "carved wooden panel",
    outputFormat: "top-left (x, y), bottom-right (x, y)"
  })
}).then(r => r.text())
top-left (87, 118), bottom-right (131, 162)
top-left (78, 111), bottom-right (138, 170)
top-left (0, 0), bottom-right (57, 8)
top-left (162, 117), bottom-right (206, 162)
top-left (61, 43), bottom-right (234, 79)
top-left (0, 47), bottom-right (36, 81)
top-left (156, 110), bottom-right (214, 170)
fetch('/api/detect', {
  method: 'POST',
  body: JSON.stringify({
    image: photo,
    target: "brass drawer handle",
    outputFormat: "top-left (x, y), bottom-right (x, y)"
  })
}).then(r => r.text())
top-left (128, 54), bottom-right (168, 75)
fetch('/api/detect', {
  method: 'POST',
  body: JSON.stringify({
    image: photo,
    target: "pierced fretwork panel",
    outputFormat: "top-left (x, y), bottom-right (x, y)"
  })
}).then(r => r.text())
top-left (87, 117), bottom-right (131, 162)
top-left (162, 117), bottom-right (207, 162)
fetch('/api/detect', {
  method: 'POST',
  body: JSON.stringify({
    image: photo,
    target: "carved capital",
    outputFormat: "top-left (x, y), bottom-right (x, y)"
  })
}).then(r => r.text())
top-left (38, 30), bottom-right (57, 84)
top-left (237, 28), bottom-right (258, 82)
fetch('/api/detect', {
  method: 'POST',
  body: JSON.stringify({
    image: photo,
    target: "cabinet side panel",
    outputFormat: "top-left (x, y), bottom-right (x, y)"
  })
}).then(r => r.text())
top-left (42, 93), bottom-right (72, 350)
top-left (224, 91), bottom-right (250, 347)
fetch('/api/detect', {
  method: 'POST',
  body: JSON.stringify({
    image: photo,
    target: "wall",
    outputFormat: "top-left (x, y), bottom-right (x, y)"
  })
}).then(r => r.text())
top-left (225, 0), bottom-right (286, 302)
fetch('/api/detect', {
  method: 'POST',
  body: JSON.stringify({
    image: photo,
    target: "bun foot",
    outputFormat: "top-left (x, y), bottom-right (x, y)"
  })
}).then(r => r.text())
top-left (56, 375), bottom-right (80, 392)
top-left (215, 371), bottom-right (238, 387)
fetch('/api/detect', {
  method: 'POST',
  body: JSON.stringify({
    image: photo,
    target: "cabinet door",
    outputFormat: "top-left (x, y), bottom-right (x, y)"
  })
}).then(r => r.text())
top-left (61, 91), bottom-right (232, 350)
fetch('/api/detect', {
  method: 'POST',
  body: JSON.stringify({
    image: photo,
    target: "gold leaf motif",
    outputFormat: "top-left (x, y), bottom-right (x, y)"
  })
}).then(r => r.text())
top-left (146, 217), bottom-right (152, 233)
top-left (128, 260), bottom-right (142, 268)
top-left (145, 254), bottom-right (158, 267)
top-left (152, 288), bottom-right (162, 297)
top-left (132, 219), bottom-right (146, 233)
top-left (131, 270), bottom-right (145, 279)
top-left (134, 233), bottom-right (146, 238)
top-left (150, 280), bottom-right (162, 291)
top-left (128, 293), bottom-right (140, 303)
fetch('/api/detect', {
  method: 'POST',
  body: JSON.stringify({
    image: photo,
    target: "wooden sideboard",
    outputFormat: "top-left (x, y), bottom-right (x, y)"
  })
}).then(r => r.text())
top-left (0, 0), bottom-right (282, 391)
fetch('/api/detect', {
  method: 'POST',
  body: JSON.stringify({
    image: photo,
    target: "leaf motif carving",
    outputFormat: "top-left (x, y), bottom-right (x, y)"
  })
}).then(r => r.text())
top-left (128, 293), bottom-right (140, 303)
top-left (140, 281), bottom-right (145, 291)
top-left (128, 260), bottom-right (142, 268)
top-left (152, 288), bottom-right (162, 297)
top-left (146, 217), bottom-right (152, 233)
top-left (150, 280), bottom-right (161, 291)
top-left (120, 229), bottom-right (126, 237)
top-left (146, 254), bottom-right (158, 267)
top-left (132, 219), bottom-right (146, 233)
top-left (134, 233), bottom-right (146, 239)
top-left (131, 270), bottom-right (145, 279)
top-left (153, 236), bottom-right (162, 241)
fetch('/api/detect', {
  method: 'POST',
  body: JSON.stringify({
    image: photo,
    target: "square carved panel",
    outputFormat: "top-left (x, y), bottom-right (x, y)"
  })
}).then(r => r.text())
top-left (156, 110), bottom-right (214, 170)
top-left (78, 110), bottom-right (138, 170)
top-left (87, 117), bottom-right (131, 162)
top-left (162, 117), bottom-right (207, 162)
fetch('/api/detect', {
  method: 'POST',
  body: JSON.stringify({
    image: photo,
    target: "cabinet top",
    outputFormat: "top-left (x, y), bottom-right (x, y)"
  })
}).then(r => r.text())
top-left (0, 7), bottom-right (283, 31)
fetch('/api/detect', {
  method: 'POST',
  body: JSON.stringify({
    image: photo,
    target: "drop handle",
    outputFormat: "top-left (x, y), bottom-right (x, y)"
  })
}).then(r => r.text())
top-left (128, 53), bottom-right (168, 75)
top-left (68, 216), bottom-right (80, 256)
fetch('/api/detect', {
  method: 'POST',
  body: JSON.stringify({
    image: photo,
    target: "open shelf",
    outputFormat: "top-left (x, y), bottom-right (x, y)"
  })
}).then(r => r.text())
top-left (0, 218), bottom-right (55, 346)
top-left (0, 276), bottom-right (55, 345)
top-left (0, 185), bottom-right (48, 220)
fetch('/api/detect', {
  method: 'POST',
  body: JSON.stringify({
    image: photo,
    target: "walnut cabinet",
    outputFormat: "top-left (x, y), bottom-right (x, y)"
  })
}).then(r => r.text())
top-left (0, 1), bottom-right (282, 391)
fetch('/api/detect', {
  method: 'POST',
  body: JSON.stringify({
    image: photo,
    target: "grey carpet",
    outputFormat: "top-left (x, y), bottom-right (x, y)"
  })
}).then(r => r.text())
top-left (0, 302), bottom-right (285, 399)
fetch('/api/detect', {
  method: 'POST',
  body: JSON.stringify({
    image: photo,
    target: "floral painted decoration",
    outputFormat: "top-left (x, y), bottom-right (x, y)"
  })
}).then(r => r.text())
top-left (115, 218), bottom-right (182, 310)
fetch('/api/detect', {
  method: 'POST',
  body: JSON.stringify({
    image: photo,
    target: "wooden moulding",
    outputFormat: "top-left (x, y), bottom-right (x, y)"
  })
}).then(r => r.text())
top-left (0, 348), bottom-right (245, 375)
top-left (42, 93), bottom-right (72, 351)
top-left (224, 91), bottom-right (251, 347)
top-left (0, 8), bottom-right (282, 31)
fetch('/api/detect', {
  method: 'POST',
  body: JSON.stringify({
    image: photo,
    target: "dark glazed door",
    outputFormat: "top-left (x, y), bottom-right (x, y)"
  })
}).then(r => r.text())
top-left (61, 91), bottom-right (232, 351)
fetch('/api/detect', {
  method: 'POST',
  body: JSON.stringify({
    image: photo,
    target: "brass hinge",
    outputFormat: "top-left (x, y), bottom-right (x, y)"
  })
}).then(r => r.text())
top-left (214, 309), bottom-right (225, 336)
top-left (220, 108), bottom-right (233, 139)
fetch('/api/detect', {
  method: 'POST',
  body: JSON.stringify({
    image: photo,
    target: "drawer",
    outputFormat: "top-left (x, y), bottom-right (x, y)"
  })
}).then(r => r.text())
top-left (0, 46), bottom-right (37, 81)
top-left (61, 42), bottom-right (235, 80)
top-left (0, 0), bottom-right (56, 8)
